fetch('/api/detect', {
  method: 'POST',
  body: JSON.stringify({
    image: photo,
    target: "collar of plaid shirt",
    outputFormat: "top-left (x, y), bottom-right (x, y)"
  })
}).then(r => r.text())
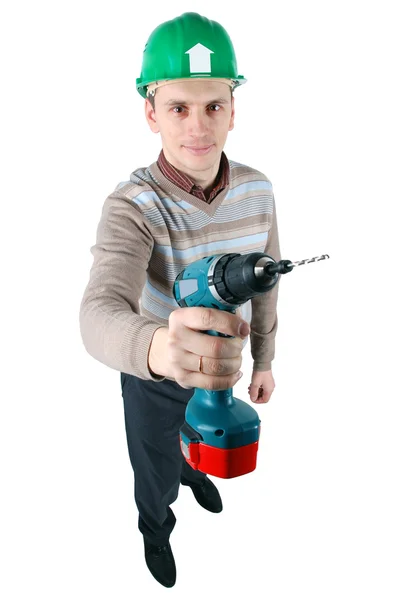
top-left (157, 148), bottom-right (230, 204)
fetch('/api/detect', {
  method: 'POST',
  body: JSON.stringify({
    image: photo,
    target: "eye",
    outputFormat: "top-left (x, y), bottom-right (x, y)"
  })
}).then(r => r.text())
top-left (172, 106), bottom-right (184, 113)
top-left (209, 104), bottom-right (221, 111)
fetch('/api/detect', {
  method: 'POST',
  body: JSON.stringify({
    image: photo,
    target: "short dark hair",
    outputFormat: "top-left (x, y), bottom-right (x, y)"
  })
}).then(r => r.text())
top-left (147, 86), bottom-right (234, 111)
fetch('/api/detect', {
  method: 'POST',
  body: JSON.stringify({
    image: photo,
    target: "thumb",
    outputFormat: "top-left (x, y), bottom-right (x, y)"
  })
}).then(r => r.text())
top-left (238, 321), bottom-right (251, 338)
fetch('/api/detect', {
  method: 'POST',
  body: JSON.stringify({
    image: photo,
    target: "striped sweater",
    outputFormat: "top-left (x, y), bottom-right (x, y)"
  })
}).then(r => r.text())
top-left (79, 155), bottom-right (281, 382)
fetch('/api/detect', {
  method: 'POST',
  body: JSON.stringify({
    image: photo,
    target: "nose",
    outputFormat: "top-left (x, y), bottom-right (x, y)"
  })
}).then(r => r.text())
top-left (186, 108), bottom-right (209, 137)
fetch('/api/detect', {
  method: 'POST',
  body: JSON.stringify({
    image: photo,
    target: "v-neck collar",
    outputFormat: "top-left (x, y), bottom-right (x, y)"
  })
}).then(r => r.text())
top-left (148, 161), bottom-right (230, 218)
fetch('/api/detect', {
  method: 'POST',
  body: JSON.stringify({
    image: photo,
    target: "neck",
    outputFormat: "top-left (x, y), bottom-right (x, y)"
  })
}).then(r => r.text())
top-left (163, 147), bottom-right (220, 191)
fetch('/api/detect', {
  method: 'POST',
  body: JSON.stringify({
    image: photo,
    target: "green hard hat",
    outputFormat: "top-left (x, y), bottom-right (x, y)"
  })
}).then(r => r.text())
top-left (136, 12), bottom-right (247, 99)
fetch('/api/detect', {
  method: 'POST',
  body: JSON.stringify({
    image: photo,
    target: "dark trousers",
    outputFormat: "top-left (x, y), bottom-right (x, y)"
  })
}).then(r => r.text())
top-left (120, 372), bottom-right (207, 546)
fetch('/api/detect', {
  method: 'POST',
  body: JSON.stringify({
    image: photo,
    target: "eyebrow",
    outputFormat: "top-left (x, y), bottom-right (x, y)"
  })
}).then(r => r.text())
top-left (164, 98), bottom-right (229, 106)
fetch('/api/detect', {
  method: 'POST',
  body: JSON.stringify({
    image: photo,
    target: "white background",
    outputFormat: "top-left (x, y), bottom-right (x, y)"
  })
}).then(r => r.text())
top-left (1, 0), bottom-right (397, 598)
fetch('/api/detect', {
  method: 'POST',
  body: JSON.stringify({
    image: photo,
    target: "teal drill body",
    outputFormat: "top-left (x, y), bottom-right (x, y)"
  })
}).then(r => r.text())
top-left (172, 252), bottom-right (281, 478)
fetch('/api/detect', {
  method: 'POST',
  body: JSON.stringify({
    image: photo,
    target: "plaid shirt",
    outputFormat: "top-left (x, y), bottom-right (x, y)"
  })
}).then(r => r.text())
top-left (157, 148), bottom-right (230, 204)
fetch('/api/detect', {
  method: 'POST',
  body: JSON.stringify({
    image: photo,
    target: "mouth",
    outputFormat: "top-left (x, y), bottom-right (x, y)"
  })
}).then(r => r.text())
top-left (183, 145), bottom-right (214, 156)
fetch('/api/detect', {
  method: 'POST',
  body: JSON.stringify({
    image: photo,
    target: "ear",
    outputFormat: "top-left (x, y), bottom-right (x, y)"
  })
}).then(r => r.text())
top-left (145, 98), bottom-right (160, 134)
top-left (228, 95), bottom-right (235, 131)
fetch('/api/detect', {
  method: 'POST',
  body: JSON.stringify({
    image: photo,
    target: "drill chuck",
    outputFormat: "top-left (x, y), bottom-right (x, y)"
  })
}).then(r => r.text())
top-left (212, 252), bottom-right (280, 305)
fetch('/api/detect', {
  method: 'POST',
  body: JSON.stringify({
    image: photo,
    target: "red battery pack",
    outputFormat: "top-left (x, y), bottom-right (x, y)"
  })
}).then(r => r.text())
top-left (179, 436), bottom-right (260, 479)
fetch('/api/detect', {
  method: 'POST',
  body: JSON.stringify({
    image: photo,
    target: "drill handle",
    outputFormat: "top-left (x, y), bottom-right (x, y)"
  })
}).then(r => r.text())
top-left (205, 329), bottom-right (234, 339)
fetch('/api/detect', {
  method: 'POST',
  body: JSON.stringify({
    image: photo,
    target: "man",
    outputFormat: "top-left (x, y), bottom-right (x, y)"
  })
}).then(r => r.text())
top-left (79, 12), bottom-right (281, 588)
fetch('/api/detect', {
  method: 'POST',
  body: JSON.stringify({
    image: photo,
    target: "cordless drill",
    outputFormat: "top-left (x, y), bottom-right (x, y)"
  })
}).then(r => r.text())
top-left (173, 251), bottom-right (329, 479)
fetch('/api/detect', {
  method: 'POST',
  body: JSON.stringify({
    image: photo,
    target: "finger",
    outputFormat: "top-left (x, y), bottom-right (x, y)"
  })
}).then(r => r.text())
top-left (176, 350), bottom-right (242, 378)
top-left (183, 368), bottom-right (244, 392)
top-left (171, 323), bottom-right (244, 360)
top-left (172, 307), bottom-right (250, 342)
top-left (254, 391), bottom-right (271, 403)
top-left (249, 386), bottom-right (265, 403)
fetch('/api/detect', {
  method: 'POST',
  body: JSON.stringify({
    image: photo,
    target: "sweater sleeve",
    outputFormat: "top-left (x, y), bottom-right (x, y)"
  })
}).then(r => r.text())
top-left (249, 194), bottom-right (282, 371)
top-left (79, 190), bottom-right (166, 381)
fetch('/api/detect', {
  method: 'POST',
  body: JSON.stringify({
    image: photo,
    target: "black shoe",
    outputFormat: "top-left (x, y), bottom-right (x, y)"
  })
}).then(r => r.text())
top-left (181, 476), bottom-right (223, 513)
top-left (143, 538), bottom-right (176, 588)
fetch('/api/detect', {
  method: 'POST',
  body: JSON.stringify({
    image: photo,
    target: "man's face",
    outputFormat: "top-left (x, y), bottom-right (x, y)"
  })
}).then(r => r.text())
top-left (144, 80), bottom-right (235, 176)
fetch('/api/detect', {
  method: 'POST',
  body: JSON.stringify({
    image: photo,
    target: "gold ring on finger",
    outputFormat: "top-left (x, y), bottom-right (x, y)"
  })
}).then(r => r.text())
top-left (198, 355), bottom-right (204, 374)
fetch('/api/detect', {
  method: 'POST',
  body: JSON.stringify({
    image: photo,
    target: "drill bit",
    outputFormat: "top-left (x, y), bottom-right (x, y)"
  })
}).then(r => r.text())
top-left (265, 254), bottom-right (330, 275)
top-left (287, 254), bottom-right (330, 268)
